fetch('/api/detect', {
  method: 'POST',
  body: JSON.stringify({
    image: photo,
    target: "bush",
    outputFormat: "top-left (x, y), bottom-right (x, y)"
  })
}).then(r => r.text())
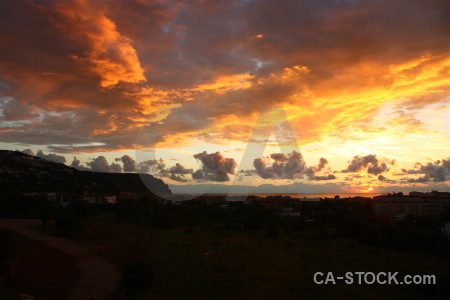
top-left (0, 287), bottom-right (21, 300)
top-left (70, 200), bottom-right (94, 217)
top-left (54, 213), bottom-right (83, 237)
top-left (265, 226), bottom-right (279, 239)
top-left (122, 262), bottom-right (153, 290)
top-left (289, 218), bottom-right (305, 232)
top-left (151, 210), bottom-right (173, 229)
top-left (245, 212), bottom-right (266, 230)
top-left (0, 230), bottom-right (15, 268)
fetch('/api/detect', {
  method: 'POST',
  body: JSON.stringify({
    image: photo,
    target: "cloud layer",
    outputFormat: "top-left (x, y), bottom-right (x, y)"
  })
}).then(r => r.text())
top-left (3, 1), bottom-right (450, 192)
top-left (1, 0), bottom-right (450, 153)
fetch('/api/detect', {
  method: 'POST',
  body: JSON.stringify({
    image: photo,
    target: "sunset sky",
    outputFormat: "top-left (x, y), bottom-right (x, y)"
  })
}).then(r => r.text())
top-left (1, 0), bottom-right (450, 193)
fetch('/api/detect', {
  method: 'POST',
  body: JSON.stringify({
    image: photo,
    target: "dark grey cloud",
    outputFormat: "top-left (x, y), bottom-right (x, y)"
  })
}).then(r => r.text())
top-left (36, 150), bottom-right (66, 164)
top-left (310, 174), bottom-right (337, 181)
top-left (169, 173), bottom-right (189, 183)
top-left (21, 149), bottom-right (35, 156)
top-left (137, 159), bottom-right (166, 174)
top-left (253, 151), bottom-right (305, 179)
top-left (165, 163), bottom-right (193, 182)
top-left (378, 174), bottom-right (395, 182)
top-left (305, 157), bottom-right (335, 181)
top-left (87, 156), bottom-right (122, 173)
top-left (402, 158), bottom-right (450, 182)
top-left (117, 155), bottom-right (137, 172)
top-left (112, 156), bottom-right (194, 182)
top-left (169, 163), bottom-right (193, 175)
top-left (110, 162), bottom-right (123, 173)
top-left (367, 163), bottom-right (389, 176)
top-left (407, 175), bottom-right (430, 183)
top-left (73, 154), bottom-right (194, 182)
top-left (193, 151), bottom-right (237, 182)
top-left (1, 98), bottom-right (37, 121)
top-left (342, 154), bottom-right (390, 175)
top-left (70, 156), bottom-right (89, 171)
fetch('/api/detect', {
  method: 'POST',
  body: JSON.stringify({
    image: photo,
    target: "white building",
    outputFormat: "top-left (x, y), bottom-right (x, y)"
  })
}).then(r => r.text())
top-left (276, 207), bottom-right (301, 217)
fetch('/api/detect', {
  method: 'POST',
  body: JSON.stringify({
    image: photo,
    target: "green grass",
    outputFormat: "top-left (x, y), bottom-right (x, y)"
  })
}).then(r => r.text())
top-left (140, 226), bottom-right (449, 300)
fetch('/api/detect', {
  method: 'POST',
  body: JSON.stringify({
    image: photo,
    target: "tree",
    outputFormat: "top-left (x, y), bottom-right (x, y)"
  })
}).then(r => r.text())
top-left (0, 230), bottom-right (15, 269)
top-left (265, 226), bottom-right (279, 239)
top-left (54, 213), bottom-right (83, 237)
top-left (122, 262), bottom-right (153, 290)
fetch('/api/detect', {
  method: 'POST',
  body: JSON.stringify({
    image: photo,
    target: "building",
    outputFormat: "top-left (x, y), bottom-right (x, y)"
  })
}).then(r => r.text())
top-left (275, 207), bottom-right (301, 217)
top-left (82, 193), bottom-right (117, 204)
top-left (104, 195), bottom-right (117, 204)
top-left (372, 191), bottom-right (450, 218)
top-left (442, 223), bottom-right (450, 240)
top-left (21, 192), bottom-right (57, 201)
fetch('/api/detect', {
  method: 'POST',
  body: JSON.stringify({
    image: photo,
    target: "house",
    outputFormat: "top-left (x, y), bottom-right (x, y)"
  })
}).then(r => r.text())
top-left (104, 195), bottom-right (117, 204)
top-left (442, 223), bottom-right (450, 240)
top-left (276, 207), bottom-right (301, 217)
top-left (119, 192), bottom-right (144, 200)
top-left (372, 192), bottom-right (449, 218)
top-left (393, 213), bottom-right (407, 222)
top-left (21, 192), bottom-right (57, 201)
top-left (82, 193), bottom-right (116, 204)
top-left (82, 193), bottom-right (104, 204)
top-left (169, 199), bottom-right (184, 206)
top-left (226, 195), bottom-right (253, 205)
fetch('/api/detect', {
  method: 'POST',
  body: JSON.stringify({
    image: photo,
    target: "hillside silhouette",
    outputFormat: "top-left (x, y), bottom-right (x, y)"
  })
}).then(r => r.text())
top-left (0, 150), bottom-right (171, 196)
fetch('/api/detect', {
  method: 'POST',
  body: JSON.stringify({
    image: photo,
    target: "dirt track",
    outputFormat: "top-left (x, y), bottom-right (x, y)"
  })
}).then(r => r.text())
top-left (0, 219), bottom-right (120, 300)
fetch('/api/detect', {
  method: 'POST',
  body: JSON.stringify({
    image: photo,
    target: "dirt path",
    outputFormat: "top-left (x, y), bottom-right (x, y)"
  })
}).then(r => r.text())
top-left (0, 219), bottom-right (120, 300)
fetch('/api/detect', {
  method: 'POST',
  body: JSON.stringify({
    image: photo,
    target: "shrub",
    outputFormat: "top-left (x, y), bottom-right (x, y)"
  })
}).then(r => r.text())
top-left (0, 230), bottom-right (15, 268)
top-left (265, 226), bottom-right (279, 239)
top-left (54, 213), bottom-right (83, 237)
top-left (122, 262), bottom-right (153, 290)
top-left (151, 210), bottom-right (173, 229)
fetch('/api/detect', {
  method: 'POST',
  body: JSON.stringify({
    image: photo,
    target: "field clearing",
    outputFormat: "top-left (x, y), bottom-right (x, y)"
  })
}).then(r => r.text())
top-left (140, 226), bottom-right (449, 300)
top-left (35, 219), bottom-right (150, 271)
top-left (11, 233), bottom-right (81, 300)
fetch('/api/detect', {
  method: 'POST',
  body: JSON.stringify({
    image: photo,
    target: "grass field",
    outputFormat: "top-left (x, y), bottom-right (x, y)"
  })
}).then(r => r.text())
top-left (34, 219), bottom-right (150, 271)
top-left (11, 233), bottom-right (81, 300)
top-left (139, 226), bottom-right (449, 300)
top-left (27, 218), bottom-right (450, 299)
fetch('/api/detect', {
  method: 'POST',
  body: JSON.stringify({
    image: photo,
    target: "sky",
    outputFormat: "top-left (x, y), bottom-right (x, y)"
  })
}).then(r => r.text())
top-left (1, 0), bottom-right (450, 194)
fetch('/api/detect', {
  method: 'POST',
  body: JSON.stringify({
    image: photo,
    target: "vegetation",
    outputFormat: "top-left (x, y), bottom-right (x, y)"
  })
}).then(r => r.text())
top-left (105, 196), bottom-right (450, 299)
top-left (121, 262), bottom-right (153, 291)
top-left (138, 226), bottom-right (449, 300)
top-left (0, 231), bottom-right (20, 300)
top-left (54, 213), bottom-right (83, 237)
top-left (0, 230), bottom-right (15, 269)
top-left (0, 177), bottom-right (448, 299)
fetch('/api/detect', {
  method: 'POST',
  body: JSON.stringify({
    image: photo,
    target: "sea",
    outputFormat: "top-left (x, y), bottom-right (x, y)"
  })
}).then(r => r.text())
top-left (173, 193), bottom-right (384, 200)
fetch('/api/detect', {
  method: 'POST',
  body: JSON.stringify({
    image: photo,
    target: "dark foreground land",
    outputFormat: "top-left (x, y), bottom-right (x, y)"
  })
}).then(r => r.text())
top-left (10, 230), bottom-right (81, 300)
top-left (1, 193), bottom-right (449, 300)
top-left (140, 225), bottom-right (449, 300)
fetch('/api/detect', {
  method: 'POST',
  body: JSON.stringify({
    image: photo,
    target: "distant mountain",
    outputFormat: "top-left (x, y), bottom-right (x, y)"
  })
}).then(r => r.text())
top-left (0, 150), bottom-right (171, 196)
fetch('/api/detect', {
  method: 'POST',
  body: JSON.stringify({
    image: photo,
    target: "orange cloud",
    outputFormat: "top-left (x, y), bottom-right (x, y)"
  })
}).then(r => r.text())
top-left (53, 0), bottom-right (146, 88)
top-left (195, 73), bottom-right (254, 93)
top-left (1, 0), bottom-right (450, 166)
